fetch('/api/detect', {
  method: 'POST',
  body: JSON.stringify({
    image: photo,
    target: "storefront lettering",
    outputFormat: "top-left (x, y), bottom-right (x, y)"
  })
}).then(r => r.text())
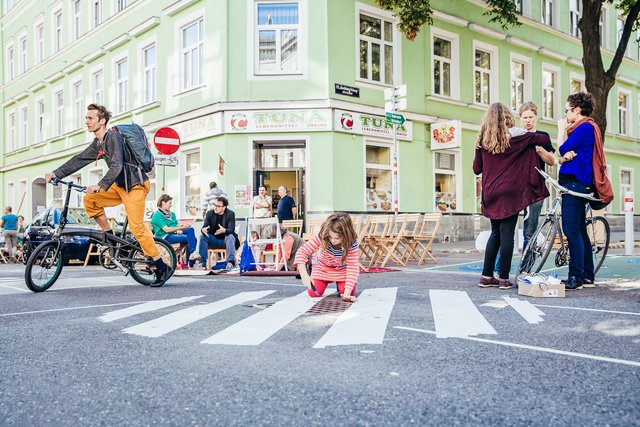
top-left (253, 110), bottom-right (328, 125)
top-left (360, 115), bottom-right (407, 132)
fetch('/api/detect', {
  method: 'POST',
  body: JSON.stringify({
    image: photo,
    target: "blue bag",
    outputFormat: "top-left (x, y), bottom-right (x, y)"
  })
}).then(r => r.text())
top-left (239, 226), bottom-right (256, 274)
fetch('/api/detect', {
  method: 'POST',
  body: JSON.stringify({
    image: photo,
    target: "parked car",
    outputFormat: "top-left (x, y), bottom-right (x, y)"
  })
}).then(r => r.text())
top-left (22, 207), bottom-right (98, 264)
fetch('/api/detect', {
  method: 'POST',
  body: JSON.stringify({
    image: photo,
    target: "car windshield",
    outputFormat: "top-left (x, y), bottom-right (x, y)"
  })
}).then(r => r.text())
top-left (29, 208), bottom-right (94, 227)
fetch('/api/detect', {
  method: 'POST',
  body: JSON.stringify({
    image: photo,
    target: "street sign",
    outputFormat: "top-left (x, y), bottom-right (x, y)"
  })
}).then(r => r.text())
top-left (154, 154), bottom-right (178, 167)
top-left (154, 127), bottom-right (181, 155)
top-left (384, 84), bottom-right (407, 101)
top-left (386, 112), bottom-right (405, 125)
top-left (385, 98), bottom-right (407, 112)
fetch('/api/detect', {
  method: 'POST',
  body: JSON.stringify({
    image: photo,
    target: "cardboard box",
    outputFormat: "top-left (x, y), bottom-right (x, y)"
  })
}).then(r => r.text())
top-left (517, 280), bottom-right (565, 298)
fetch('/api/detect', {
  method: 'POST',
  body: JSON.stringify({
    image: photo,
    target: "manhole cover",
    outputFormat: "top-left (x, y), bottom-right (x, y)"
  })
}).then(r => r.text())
top-left (305, 296), bottom-right (352, 316)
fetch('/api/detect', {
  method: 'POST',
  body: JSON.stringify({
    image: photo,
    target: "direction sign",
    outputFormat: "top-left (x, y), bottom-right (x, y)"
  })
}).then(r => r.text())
top-left (386, 112), bottom-right (405, 125)
top-left (385, 98), bottom-right (408, 112)
top-left (384, 84), bottom-right (407, 101)
top-left (154, 127), bottom-right (181, 155)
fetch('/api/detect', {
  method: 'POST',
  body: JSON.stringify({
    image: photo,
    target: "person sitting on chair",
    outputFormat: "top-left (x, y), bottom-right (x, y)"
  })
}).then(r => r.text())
top-left (197, 196), bottom-right (239, 271)
top-left (151, 194), bottom-right (197, 269)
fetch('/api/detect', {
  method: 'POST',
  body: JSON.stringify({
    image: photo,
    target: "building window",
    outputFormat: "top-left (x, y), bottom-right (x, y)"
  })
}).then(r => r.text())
top-left (92, 0), bottom-right (102, 28)
top-left (7, 183), bottom-right (15, 209)
top-left (73, 81), bottom-right (84, 130)
top-left (569, 0), bottom-right (581, 38)
top-left (358, 10), bottom-right (395, 85)
top-left (73, 0), bottom-right (81, 40)
top-left (618, 92), bottom-right (629, 135)
top-left (184, 150), bottom-right (201, 218)
top-left (541, 0), bottom-right (554, 26)
top-left (116, 59), bottom-right (128, 113)
top-left (433, 37), bottom-right (451, 97)
top-left (36, 24), bottom-right (44, 63)
top-left (54, 11), bottom-right (63, 52)
top-left (542, 68), bottom-right (557, 119)
top-left (117, 0), bottom-right (127, 12)
top-left (20, 107), bottom-right (28, 148)
top-left (510, 59), bottom-right (526, 110)
top-left (37, 99), bottom-right (45, 142)
top-left (55, 90), bottom-right (64, 135)
top-left (8, 113), bottom-right (16, 152)
top-left (93, 70), bottom-right (104, 105)
top-left (570, 76), bottom-right (584, 94)
top-left (514, 0), bottom-right (523, 14)
top-left (620, 169), bottom-right (633, 212)
top-left (365, 143), bottom-right (392, 212)
top-left (434, 151), bottom-right (458, 212)
top-left (474, 48), bottom-right (493, 105)
top-left (143, 44), bottom-right (157, 104)
top-left (6, 45), bottom-right (14, 81)
top-left (19, 36), bottom-right (27, 73)
top-left (600, 7), bottom-right (608, 48)
top-left (255, 1), bottom-right (300, 74)
top-left (181, 18), bottom-right (204, 90)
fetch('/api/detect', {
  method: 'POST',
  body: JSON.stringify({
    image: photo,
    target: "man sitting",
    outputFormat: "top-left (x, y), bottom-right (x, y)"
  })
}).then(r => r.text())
top-left (196, 196), bottom-right (238, 270)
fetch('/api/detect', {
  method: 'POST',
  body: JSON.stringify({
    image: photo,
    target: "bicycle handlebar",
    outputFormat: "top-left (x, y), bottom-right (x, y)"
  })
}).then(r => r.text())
top-left (535, 167), bottom-right (601, 202)
top-left (50, 177), bottom-right (87, 193)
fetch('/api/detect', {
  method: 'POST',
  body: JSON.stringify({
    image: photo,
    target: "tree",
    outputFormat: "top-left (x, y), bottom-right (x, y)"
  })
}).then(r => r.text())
top-left (376, 0), bottom-right (640, 136)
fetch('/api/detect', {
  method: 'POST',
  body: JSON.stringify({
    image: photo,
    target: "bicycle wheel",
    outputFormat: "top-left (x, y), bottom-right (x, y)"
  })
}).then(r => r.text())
top-left (129, 238), bottom-right (177, 286)
top-left (517, 218), bottom-right (557, 275)
top-left (24, 241), bottom-right (64, 292)
top-left (587, 216), bottom-right (610, 274)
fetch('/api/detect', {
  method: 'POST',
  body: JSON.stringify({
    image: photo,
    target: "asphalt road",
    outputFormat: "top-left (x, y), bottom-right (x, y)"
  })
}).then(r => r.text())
top-left (1, 254), bottom-right (639, 426)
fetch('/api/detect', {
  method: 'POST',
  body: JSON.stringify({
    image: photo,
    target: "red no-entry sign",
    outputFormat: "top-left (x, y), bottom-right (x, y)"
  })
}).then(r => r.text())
top-left (154, 127), bottom-right (181, 155)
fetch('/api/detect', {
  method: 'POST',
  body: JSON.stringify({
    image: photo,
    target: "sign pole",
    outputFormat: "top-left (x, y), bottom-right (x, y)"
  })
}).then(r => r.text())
top-left (393, 122), bottom-right (398, 219)
top-left (162, 164), bottom-right (166, 192)
top-left (385, 84), bottom-right (406, 219)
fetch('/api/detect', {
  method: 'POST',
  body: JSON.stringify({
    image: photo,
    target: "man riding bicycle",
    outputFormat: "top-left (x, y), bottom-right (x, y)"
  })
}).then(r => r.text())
top-left (45, 103), bottom-right (172, 286)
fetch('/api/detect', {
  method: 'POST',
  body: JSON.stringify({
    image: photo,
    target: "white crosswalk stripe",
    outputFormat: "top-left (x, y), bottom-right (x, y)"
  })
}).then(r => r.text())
top-left (314, 287), bottom-right (398, 348)
top-left (98, 296), bottom-right (205, 323)
top-left (503, 297), bottom-right (545, 324)
top-left (201, 291), bottom-right (327, 345)
top-left (429, 290), bottom-right (497, 338)
top-left (122, 291), bottom-right (275, 338)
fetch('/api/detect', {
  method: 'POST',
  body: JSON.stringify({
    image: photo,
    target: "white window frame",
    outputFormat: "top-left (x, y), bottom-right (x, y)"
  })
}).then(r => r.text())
top-left (54, 88), bottom-right (64, 135)
top-left (7, 182), bottom-right (15, 209)
top-left (569, 0), bottom-right (581, 38)
top-left (541, 63), bottom-right (560, 120)
top-left (637, 95), bottom-right (640, 138)
top-left (363, 139), bottom-right (393, 212)
top-left (53, 8), bottom-right (63, 53)
top-left (115, 57), bottom-right (129, 114)
top-left (430, 27), bottom-right (460, 100)
top-left (34, 19), bottom-right (45, 63)
top-left (355, 3), bottom-right (401, 88)
top-left (72, 0), bottom-right (82, 40)
top-left (569, 72), bottom-right (585, 94)
top-left (509, 53), bottom-right (532, 112)
top-left (73, 80), bottom-right (84, 130)
top-left (92, 68), bottom-right (104, 106)
top-left (250, 0), bottom-right (305, 77)
top-left (432, 150), bottom-right (461, 213)
top-left (617, 89), bottom-right (630, 136)
top-left (141, 41), bottom-right (157, 105)
top-left (472, 41), bottom-right (498, 106)
top-left (91, 0), bottom-right (102, 28)
top-left (7, 111), bottom-right (16, 152)
top-left (178, 15), bottom-right (205, 92)
top-left (6, 42), bottom-right (15, 81)
top-left (600, 5), bottom-right (608, 49)
top-left (19, 34), bottom-right (27, 74)
top-left (116, 0), bottom-right (128, 12)
top-left (36, 97), bottom-right (45, 143)
top-left (620, 167), bottom-right (633, 213)
top-left (20, 105), bottom-right (28, 148)
top-left (181, 147), bottom-right (202, 219)
top-left (541, 0), bottom-right (556, 27)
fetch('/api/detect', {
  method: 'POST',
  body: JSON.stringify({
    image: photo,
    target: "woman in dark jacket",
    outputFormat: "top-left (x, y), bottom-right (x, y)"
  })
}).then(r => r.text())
top-left (473, 103), bottom-right (550, 289)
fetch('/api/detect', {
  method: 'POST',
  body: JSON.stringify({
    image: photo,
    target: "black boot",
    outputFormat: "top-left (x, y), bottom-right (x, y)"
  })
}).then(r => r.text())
top-left (562, 276), bottom-right (584, 290)
top-left (152, 258), bottom-right (172, 287)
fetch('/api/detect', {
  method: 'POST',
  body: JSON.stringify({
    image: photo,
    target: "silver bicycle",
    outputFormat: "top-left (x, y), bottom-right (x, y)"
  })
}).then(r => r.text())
top-left (516, 168), bottom-right (610, 277)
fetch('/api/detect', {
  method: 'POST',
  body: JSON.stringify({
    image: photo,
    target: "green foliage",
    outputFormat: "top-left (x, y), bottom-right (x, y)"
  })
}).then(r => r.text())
top-left (375, 0), bottom-right (433, 41)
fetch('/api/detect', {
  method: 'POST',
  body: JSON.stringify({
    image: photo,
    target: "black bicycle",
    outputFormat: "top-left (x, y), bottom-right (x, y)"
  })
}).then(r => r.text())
top-left (24, 178), bottom-right (176, 292)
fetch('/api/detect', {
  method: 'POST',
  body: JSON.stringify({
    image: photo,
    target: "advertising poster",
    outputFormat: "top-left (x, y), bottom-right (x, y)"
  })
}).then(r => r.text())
top-left (235, 185), bottom-right (251, 209)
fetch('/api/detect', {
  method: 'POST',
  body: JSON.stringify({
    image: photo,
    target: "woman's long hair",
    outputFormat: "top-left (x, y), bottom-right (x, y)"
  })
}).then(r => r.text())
top-left (319, 212), bottom-right (357, 263)
top-left (475, 103), bottom-right (515, 154)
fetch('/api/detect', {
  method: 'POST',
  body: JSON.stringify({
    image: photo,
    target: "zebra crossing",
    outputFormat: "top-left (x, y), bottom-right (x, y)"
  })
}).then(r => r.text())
top-left (97, 288), bottom-right (545, 347)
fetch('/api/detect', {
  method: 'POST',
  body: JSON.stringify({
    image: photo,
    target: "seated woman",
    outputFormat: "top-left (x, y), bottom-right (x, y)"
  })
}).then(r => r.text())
top-left (274, 226), bottom-right (305, 271)
top-left (151, 194), bottom-right (197, 269)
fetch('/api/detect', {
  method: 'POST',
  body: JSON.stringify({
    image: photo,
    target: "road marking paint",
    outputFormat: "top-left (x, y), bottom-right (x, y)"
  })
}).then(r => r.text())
top-left (0, 284), bottom-right (30, 293)
top-left (313, 287), bottom-right (398, 349)
top-left (533, 304), bottom-right (640, 316)
top-left (503, 297), bottom-right (545, 324)
top-left (99, 296), bottom-right (205, 323)
top-left (202, 291), bottom-right (322, 345)
top-left (0, 301), bottom-right (147, 317)
top-left (210, 278), bottom-right (301, 287)
top-left (122, 291), bottom-right (275, 338)
top-left (394, 326), bottom-right (640, 367)
top-left (429, 290), bottom-right (497, 338)
top-left (408, 260), bottom-right (485, 271)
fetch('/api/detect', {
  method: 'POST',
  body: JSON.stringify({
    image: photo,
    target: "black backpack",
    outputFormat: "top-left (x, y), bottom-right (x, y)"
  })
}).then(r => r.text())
top-left (112, 124), bottom-right (154, 173)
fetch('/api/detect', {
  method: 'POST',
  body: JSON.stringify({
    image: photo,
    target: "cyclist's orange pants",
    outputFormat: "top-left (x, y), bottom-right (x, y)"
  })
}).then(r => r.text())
top-left (83, 180), bottom-right (158, 258)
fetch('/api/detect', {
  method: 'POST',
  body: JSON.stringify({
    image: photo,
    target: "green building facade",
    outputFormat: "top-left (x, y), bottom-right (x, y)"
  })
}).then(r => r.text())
top-left (2, 0), bottom-right (639, 239)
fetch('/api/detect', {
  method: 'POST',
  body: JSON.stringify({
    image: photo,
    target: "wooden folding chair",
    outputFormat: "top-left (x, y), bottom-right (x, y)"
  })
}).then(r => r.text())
top-left (406, 213), bottom-right (442, 265)
top-left (397, 213), bottom-right (422, 264)
top-left (302, 217), bottom-right (326, 241)
top-left (281, 219), bottom-right (303, 235)
top-left (374, 214), bottom-right (408, 267)
top-left (353, 215), bottom-right (371, 272)
top-left (361, 215), bottom-right (393, 267)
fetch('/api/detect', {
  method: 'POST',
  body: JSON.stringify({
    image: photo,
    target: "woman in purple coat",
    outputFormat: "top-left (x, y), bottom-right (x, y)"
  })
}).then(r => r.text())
top-left (473, 103), bottom-right (550, 289)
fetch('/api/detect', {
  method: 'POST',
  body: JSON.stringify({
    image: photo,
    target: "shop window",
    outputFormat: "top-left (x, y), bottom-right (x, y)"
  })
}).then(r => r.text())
top-left (255, 1), bottom-right (300, 75)
top-left (434, 152), bottom-right (457, 212)
top-left (365, 143), bottom-right (392, 212)
top-left (358, 8), bottom-right (396, 85)
top-left (184, 150), bottom-right (201, 218)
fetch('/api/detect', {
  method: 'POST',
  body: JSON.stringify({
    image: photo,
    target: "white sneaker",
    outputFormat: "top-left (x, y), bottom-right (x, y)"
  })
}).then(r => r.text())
top-left (191, 261), bottom-right (205, 270)
top-left (189, 253), bottom-right (202, 261)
